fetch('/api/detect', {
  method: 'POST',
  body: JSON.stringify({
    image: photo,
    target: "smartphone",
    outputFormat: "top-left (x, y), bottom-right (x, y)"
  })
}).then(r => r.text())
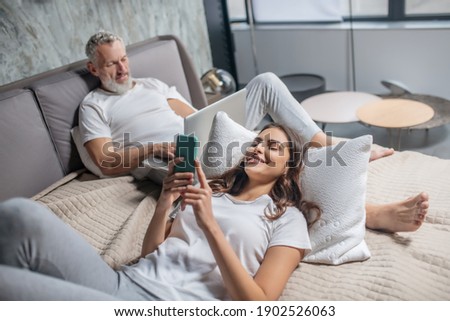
top-left (174, 134), bottom-right (199, 174)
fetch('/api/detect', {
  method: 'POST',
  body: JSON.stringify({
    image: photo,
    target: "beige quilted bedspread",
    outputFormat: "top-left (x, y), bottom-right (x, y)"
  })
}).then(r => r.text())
top-left (34, 150), bottom-right (450, 300)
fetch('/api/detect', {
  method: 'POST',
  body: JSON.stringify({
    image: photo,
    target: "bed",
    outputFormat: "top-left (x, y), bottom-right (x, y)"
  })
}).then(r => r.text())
top-left (1, 34), bottom-right (449, 300)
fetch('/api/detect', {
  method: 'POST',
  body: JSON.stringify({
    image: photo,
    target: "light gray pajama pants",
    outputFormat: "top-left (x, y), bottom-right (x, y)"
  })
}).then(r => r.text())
top-left (0, 198), bottom-right (149, 300)
top-left (245, 72), bottom-right (321, 142)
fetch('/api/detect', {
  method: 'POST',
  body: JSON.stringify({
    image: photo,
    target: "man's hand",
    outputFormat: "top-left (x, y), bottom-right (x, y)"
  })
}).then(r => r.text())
top-left (84, 138), bottom-right (175, 176)
top-left (152, 142), bottom-right (175, 160)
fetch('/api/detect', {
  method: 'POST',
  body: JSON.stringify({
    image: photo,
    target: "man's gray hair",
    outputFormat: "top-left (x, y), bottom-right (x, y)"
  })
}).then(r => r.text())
top-left (85, 31), bottom-right (124, 64)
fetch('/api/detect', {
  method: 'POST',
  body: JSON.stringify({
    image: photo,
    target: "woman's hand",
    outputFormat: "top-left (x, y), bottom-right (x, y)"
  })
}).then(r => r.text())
top-left (142, 158), bottom-right (194, 256)
top-left (181, 160), bottom-right (215, 231)
top-left (158, 157), bottom-right (194, 207)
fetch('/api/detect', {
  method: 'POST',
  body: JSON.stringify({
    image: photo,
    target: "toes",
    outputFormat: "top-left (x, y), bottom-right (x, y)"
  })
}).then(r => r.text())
top-left (419, 192), bottom-right (429, 202)
top-left (420, 201), bottom-right (429, 210)
top-left (416, 207), bottom-right (428, 216)
top-left (416, 200), bottom-right (429, 218)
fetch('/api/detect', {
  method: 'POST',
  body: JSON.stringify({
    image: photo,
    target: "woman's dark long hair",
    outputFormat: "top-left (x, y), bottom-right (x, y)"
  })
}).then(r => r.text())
top-left (208, 123), bottom-right (321, 225)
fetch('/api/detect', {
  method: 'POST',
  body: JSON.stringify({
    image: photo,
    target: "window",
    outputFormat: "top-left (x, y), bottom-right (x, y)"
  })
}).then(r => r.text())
top-left (226, 0), bottom-right (450, 22)
top-left (340, 0), bottom-right (388, 19)
top-left (251, 0), bottom-right (343, 23)
top-left (227, 0), bottom-right (247, 21)
top-left (405, 0), bottom-right (450, 16)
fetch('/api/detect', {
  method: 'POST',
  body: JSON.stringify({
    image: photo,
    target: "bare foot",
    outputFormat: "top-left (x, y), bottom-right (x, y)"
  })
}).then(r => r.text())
top-left (369, 147), bottom-right (395, 162)
top-left (366, 192), bottom-right (429, 233)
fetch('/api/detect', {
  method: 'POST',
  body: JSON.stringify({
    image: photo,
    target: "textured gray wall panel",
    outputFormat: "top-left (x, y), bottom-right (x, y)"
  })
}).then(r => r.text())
top-left (0, 0), bottom-right (212, 85)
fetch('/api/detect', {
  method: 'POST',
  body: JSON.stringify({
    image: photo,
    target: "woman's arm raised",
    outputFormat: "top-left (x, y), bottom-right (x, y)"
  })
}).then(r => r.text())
top-left (141, 158), bottom-right (194, 257)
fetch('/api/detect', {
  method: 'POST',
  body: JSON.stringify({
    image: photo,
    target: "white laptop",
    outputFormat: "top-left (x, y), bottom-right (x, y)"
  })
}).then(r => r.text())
top-left (184, 88), bottom-right (247, 153)
top-left (139, 88), bottom-right (246, 182)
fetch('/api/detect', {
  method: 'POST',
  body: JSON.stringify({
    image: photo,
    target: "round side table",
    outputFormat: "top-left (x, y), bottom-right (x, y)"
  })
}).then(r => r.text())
top-left (357, 98), bottom-right (435, 149)
top-left (301, 91), bottom-right (381, 130)
top-left (380, 93), bottom-right (450, 130)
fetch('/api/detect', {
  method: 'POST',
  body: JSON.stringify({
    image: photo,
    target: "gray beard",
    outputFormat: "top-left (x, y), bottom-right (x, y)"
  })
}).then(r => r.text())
top-left (104, 76), bottom-right (133, 95)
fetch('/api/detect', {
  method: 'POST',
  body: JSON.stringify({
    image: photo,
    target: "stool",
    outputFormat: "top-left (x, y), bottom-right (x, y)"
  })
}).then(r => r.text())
top-left (280, 74), bottom-right (326, 102)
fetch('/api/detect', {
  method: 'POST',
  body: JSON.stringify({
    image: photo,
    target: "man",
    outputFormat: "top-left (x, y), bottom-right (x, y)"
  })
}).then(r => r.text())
top-left (79, 31), bottom-right (428, 233)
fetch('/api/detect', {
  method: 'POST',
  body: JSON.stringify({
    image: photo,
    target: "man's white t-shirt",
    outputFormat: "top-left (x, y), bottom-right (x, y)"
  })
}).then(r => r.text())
top-left (79, 78), bottom-right (193, 146)
top-left (122, 193), bottom-right (311, 301)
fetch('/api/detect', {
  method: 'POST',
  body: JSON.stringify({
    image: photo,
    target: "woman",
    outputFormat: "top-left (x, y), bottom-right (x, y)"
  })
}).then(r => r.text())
top-left (0, 123), bottom-right (317, 300)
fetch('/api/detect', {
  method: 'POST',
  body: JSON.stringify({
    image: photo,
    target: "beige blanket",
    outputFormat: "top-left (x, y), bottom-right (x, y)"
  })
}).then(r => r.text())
top-left (34, 151), bottom-right (450, 300)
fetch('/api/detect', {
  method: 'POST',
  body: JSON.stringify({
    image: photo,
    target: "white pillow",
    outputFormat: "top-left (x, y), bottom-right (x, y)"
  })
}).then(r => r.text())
top-left (202, 112), bottom-right (371, 265)
top-left (202, 111), bottom-right (256, 178)
top-left (71, 126), bottom-right (168, 183)
top-left (300, 135), bottom-right (371, 265)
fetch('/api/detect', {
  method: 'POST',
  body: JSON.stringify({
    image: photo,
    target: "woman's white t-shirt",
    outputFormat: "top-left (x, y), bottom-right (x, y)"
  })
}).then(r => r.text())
top-left (122, 193), bottom-right (311, 301)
